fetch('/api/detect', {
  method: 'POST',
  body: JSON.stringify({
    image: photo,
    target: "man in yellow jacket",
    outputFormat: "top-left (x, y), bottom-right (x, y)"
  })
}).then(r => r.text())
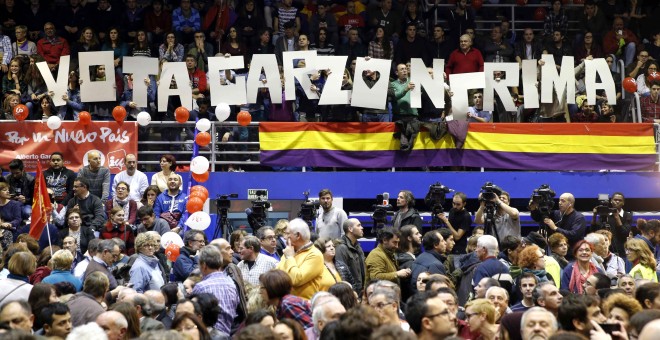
top-left (277, 218), bottom-right (324, 300)
top-left (365, 228), bottom-right (412, 289)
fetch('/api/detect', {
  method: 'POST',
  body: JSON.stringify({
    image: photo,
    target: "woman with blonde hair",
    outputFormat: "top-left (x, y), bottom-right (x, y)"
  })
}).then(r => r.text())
top-left (465, 298), bottom-right (499, 340)
top-left (626, 238), bottom-right (657, 282)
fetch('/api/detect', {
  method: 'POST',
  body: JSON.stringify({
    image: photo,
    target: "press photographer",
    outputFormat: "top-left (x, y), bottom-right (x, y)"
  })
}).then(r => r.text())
top-left (474, 183), bottom-right (520, 243)
top-left (435, 192), bottom-right (473, 254)
top-left (590, 192), bottom-right (632, 257)
top-left (530, 190), bottom-right (587, 254)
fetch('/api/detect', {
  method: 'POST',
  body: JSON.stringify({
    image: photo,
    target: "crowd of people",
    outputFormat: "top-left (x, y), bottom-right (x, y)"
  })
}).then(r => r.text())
top-left (2, 0), bottom-right (659, 129)
top-left (1, 150), bottom-right (660, 340)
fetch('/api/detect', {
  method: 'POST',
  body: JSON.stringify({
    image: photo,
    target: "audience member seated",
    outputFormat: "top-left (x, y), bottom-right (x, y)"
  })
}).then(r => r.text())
top-left (66, 177), bottom-right (106, 232)
top-left (4, 159), bottom-right (34, 219)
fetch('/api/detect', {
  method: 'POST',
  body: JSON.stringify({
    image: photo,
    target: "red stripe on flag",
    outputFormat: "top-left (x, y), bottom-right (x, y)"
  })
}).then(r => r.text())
top-left (29, 162), bottom-right (52, 240)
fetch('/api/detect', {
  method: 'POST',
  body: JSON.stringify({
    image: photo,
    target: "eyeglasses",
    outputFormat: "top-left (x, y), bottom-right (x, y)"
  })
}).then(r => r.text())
top-left (191, 239), bottom-right (206, 244)
top-left (465, 312), bottom-right (481, 319)
top-left (417, 278), bottom-right (429, 283)
top-left (262, 235), bottom-right (276, 240)
top-left (370, 302), bottom-right (393, 309)
top-left (426, 309), bottom-right (452, 319)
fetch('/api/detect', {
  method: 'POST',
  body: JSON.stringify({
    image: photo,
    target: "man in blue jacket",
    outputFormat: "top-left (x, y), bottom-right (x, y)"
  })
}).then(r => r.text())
top-left (153, 174), bottom-right (187, 232)
top-left (410, 230), bottom-right (448, 293)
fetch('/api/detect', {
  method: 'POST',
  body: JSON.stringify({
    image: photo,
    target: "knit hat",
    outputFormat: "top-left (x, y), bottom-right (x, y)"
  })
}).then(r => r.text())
top-left (523, 232), bottom-right (547, 250)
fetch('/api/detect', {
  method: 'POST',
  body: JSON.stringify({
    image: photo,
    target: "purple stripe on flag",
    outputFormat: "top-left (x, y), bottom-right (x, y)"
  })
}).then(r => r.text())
top-left (260, 149), bottom-right (656, 171)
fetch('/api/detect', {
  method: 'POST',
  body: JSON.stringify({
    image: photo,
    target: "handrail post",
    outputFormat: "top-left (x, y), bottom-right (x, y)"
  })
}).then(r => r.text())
top-left (634, 92), bottom-right (642, 123)
top-left (620, 59), bottom-right (626, 100)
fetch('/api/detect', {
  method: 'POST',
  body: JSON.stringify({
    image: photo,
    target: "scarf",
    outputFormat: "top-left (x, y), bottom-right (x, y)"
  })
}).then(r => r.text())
top-left (523, 268), bottom-right (549, 283)
top-left (568, 261), bottom-right (598, 294)
top-left (8, 273), bottom-right (29, 283)
top-left (114, 197), bottom-right (131, 219)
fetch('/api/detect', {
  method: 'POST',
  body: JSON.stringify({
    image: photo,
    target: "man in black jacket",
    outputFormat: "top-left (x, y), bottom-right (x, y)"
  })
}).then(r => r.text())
top-left (44, 152), bottom-right (76, 205)
top-left (335, 218), bottom-right (366, 296)
top-left (393, 190), bottom-right (423, 229)
top-left (590, 192), bottom-right (632, 257)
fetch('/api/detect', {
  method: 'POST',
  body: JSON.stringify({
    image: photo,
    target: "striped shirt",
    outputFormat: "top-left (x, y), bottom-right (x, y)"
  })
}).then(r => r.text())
top-left (192, 271), bottom-right (239, 334)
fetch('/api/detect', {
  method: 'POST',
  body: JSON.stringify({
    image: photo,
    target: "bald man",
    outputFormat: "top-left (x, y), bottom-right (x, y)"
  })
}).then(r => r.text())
top-left (112, 154), bottom-right (149, 201)
top-left (77, 150), bottom-right (111, 202)
top-left (96, 311), bottom-right (128, 340)
top-left (145, 290), bottom-right (172, 329)
top-left (530, 192), bottom-right (586, 252)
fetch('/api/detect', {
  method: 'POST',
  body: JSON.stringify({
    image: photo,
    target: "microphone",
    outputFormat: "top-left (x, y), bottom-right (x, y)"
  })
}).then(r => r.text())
top-left (245, 208), bottom-right (253, 216)
top-left (383, 192), bottom-right (389, 205)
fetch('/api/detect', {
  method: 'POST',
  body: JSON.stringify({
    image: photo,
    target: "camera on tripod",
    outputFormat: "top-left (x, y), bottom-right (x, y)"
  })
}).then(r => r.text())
top-left (248, 190), bottom-right (270, 230)
top-left (425, 182), bottom-right (452, 215)
top-left (595, 193), bottom-right (617, 216)
top-left (480, 182), bottom-right (503, 202)
top-left (371, 193), bottom-right (392, 229)
top-left (530, 184), bottom-right (556, 217)
top-left (298, 191), bottom-right (320, 226)
top-left (216, 193), bottom-right (238, 212)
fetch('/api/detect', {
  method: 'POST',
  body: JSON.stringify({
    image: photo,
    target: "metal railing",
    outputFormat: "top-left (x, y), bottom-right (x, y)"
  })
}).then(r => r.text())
top-left (137, 121), bottom-right (261, 171)
top-left (425, 3), bottom-right (585, 36)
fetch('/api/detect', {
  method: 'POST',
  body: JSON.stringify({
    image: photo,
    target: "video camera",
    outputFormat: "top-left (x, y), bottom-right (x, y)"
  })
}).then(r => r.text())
top-left (372, 193), bottom-right (393, 229)
top-left (216, 193), bottom-right (238, 213)
top-left (595, 193), bottom-right (617, 216)
top-left (530, 184), bottom-right (556, 217)
top-left (425, 182), bottom-right (452, 215)
top-left (480, 182), bottom-right (503, 201)
top-left (298, 191), bottom-right (320, 227)
top-left (247, 190), bottom-right (270, 229)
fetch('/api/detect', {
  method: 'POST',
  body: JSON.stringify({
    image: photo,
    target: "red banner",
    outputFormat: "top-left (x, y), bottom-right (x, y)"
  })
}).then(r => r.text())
top-left (0, 121), bottom-right (138, 174)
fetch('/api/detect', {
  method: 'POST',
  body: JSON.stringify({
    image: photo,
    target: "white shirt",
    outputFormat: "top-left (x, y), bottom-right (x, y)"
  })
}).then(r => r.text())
top-left (113, 170), bottom-right (149, 201)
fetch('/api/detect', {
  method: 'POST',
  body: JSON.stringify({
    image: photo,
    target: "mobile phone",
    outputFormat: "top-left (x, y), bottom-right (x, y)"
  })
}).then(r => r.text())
top-left (599, 323), bottom-right (619, 335)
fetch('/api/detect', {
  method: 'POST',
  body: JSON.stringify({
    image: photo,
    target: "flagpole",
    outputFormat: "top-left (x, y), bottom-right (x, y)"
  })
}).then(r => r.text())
top-left (46, 215), bottom-right (53, 257)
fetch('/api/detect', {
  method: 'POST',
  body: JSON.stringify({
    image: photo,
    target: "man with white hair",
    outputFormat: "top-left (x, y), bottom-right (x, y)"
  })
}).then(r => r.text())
top-left (472, 235), bottom-right (509, 288)
top-left (96, 310), bottom-right (128, 340)
top-left (305, 293), bottom-right (346, 340)
top-left (521, 307), bottom-right (559, 340)
top-left (276, 218), bottom-right (324, 300)
top-left (486, 286), bottom-right (510, 322)
top-left (584, 233), bottom-right (607, 273)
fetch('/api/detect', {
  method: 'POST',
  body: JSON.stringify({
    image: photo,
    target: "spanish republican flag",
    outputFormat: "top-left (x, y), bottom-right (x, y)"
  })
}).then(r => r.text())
top-left (30, 162), bottom-right (52, 239)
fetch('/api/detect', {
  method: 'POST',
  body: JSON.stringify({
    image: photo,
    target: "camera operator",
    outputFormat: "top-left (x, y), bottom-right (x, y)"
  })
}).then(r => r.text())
top-left (590, 192), bottom-right (632, 257)
top-left (530, 192), bottom-right (587, 254)
top-left (392, 190), bottom-right (422, 230)
top-left (315, 189), bottom-right (348, 239)
top-left (475, 190), bottom-right (521, 243)
top-left (436, 192), bottom-right (473, 254)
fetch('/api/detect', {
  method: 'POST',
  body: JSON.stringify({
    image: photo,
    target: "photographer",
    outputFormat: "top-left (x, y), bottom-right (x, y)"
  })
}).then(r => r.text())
top-left (475, 190), bottom-right (521, 243)
top-left (436, 192), bottom-right (473, 254)
top-left (590, 192), bottom-right (632, 257)
top-left (530, 192), bottom-right (587, 253)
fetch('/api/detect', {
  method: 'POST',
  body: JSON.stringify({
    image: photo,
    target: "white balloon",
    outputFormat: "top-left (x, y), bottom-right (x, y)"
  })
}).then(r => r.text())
top-left (196, 118), bottom-right (211, 132)
top-left (47, 116), bottom-right (62, 130)
top-left (186, 211), bottom-right (211, 230)
top-left (190, 156), bottom-right (210, 174)
top-left (161, 231), bottom-right (184, 248)
top-left (137, 111), bottom-right (151, 126)
top-left (215, 103), bottom-right (231, 122)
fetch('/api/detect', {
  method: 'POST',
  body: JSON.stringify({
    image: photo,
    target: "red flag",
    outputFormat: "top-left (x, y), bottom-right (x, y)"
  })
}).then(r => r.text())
top-left (30, 162), bottom-right (52, 240)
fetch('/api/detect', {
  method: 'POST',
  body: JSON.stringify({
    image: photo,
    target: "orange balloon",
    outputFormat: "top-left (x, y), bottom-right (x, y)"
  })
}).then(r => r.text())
top-left (175, 106), bottom-right (190, 123)
top-left (186, 196), bottom-right (204, 213)
top-left (13, 104), bottom-right (29, 121)
top-left (237, 110), bottom-right (252, 126)
top-left (471, 0), bottom-right (483, 10)
top-left (191, 185), bottom-right (209, 198)
top-left (165, 243), bottom-right (180, 262)
top-left (189, 190), bottom-right (208, 201)
top-left (534, 7), bottom-right (546, 21)
top-left (623, 77), bottom-right (637, 93)
top-left (79, 111), bottom-right (91, 125)
top-left (112, 106), bottom-right (127, 123)
top-left (195, 131), bottom-right (212, 147)
top-left (192, 171), bottom-right (210, 183)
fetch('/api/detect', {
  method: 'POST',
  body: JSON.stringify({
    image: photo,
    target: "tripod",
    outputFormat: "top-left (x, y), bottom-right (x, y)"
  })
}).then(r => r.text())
top-left (214, 208), bottom-right (232, 240)
top-left (483, 204), bottom-right (500, 242)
